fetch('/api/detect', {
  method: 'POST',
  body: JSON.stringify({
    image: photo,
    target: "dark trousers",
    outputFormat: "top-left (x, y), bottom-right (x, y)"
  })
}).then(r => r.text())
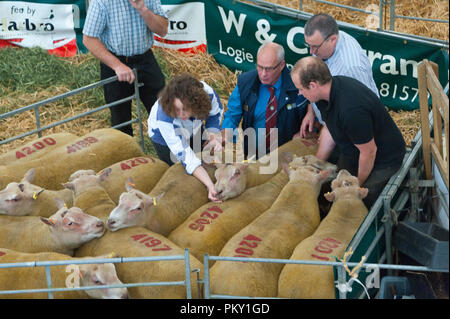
top-left (100, 49), bottom-right (165, 136)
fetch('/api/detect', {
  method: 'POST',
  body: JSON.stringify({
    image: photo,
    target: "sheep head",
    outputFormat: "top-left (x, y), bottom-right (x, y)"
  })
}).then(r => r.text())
top-left (213, 162), bottom-right (249, 201)
top-left (0, 168), bottom-right (44, 216)
top-left (40, 198), bottom-right (105, 249)
top-left (283, 153), bottom-right (338, 180)
top-left (76, 259), bottom-right (129, 299)
top-left (324, 169), bottom-right (369, 202)
top-left (106, 177), bottom-right (164, 231)
top-left (63, 168), bottom-right (112, 197)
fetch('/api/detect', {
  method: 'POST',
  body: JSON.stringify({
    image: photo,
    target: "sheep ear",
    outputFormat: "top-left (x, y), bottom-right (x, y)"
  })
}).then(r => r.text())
top-left (21, 169), bottom-right (35, 183)
top-left (359, 187), bottom-right (369, 199)
top-left (40, 217), bottom-right (56, 227)
top-left (281, 161), bottom-right (291, 176)
top-left (318, 169), bottom-right (332, 182)
top-left (324, 191), bottom-right (335, 202)
top-left (98, 168), bottom-right (112, 182)
top-left (282, 152), bottom-right (294, 165)
top-left (235, 162), bottom-right (249, 172)
top-left (148, 192), bottom-right (164, 207)
top-left (62, 182), bottom-right (75, 191)
top-left (126, 177), bottom-right (136, 192)
top-left (55, 198), bottom-right (66, 209)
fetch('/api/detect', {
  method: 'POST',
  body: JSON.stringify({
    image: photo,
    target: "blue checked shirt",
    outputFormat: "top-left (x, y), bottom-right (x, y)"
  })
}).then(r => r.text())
top-left (83, 0), bottom-right (167, 56)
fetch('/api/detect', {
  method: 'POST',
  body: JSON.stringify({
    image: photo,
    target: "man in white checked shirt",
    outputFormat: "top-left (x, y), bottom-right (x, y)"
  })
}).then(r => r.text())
top-left (83, 0), bottom-right (168, 136)
top-left (298, 13), bottom-right (379, 139)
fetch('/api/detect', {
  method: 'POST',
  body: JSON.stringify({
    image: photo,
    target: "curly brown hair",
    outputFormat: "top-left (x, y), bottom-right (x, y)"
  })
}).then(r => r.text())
top-left (158, 74), bottom-right (211, 120)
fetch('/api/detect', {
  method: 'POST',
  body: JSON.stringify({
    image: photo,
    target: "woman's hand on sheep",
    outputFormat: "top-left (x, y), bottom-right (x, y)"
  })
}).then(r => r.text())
top-left (207, 186), bottom-right (222, 203)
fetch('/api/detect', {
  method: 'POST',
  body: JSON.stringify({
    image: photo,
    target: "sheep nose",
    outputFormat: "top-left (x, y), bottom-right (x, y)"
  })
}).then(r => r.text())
top-left (107, 219), bottom-right (115, 228)
top-left (121, 293), bottom-right (130, 299)
top-left (96, 221), bottom-right (104, 228)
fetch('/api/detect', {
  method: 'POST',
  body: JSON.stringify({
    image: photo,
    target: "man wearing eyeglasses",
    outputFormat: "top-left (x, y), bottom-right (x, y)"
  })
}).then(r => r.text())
top-left (220, 42), bottom-right (308, 158)
top-left (299, 13), bottom-right (378, 139)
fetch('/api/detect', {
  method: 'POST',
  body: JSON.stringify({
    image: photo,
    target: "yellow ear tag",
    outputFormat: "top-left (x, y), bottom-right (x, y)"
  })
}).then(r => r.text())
top-left (153, 198), bottom-right (157, 206)
top-left (63, 203), bottom-right (67, 208)
top-left (32, 192), bottom-right (38, 200)
top-left (108, 252), bottom-right (115, 258)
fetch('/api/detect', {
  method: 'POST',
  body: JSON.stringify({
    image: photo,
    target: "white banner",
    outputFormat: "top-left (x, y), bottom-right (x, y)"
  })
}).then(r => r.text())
top-left (0, 1), bottom-right (76, 51)
top-left (154, 2), bottom-right (206, 52)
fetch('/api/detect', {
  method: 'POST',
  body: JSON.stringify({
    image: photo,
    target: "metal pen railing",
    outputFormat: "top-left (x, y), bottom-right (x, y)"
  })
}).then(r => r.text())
top-left (0, 249), bottom-right (195, 299)
top-left (0, 69), bottom-right (145, 151)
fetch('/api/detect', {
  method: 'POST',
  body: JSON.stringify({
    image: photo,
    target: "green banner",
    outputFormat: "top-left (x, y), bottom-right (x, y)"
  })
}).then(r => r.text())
top-left (201, 0), bottom-right (449, 111)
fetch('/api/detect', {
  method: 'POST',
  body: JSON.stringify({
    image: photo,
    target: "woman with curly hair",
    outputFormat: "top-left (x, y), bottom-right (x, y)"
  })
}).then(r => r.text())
top-left (147, 74), bottom-right (224, 202)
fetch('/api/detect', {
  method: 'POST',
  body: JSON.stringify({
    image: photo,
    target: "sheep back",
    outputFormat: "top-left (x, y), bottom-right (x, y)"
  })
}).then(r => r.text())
top-left (145, 163), bottom-right (216, 236)
top-left (75, 227), bottom-right (203, 299)
top-left (209, 182), bottom-right (321, 298)
top-left (0, 248), bottom-right (87, 299)
top-left (0, 132), bottom-right (78, 166)
top-left (100, 156), bottom-right (169, 204)
top-left (0, 128), bottom-right (144, 190)
top-left (277, 196), bottom-right (368, 299)
top-left (168, 171), bottom-right (289, 262)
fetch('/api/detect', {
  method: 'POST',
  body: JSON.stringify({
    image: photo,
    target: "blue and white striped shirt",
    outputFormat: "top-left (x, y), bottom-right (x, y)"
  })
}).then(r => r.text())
top-left (83, 0), bottom-right (167, 56)
top-left (312, 30), bottom-right (379, 123)
top-left (148, 82), bottom-right (224, 174)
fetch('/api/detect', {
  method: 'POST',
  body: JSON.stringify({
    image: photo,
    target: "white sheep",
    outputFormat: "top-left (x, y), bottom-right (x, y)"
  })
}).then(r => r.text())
top-left (75, 226), bottom-right (203, 299)
top-left (63, 168), bottom-right (115, 223)
top-left (0, 132), bottom-right (78, 166)
top-left (0, 248), bottom-right (129, 299)
top-left (167, 170), bottom-right (289, 262)
top-left (0, 168), bottom-right (73, 217)
top-left (106, 177), bottom-right (164, 232)
top-left (214, 136), bottom-right (319, 201)
top-left (0, 198), bottom-right (105, 256)
top-left (0, 128), bottom-right (145, 190)
top-left (209, 156), bottom-right (336, 297)
top-left (277, 169), bottom-right (369, 299)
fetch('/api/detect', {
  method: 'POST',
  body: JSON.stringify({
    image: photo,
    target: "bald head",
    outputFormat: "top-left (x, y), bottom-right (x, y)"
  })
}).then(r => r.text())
top-left (256, 42), bottom-right (285, 86)
top-left (291, 56), bottom-right (332, 89)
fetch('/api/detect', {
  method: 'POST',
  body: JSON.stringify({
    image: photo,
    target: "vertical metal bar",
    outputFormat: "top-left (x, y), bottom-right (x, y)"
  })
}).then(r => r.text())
top-left (337, 265), bottom-right (348, 299)
top-left (378, 0), bottom-right (384, 30)
top-left (34, 108), bottom-right (42, 138)
top-left (299, 0), bottom-right (303, 11)
top-left (45, 266), bottom-right (54, 299)
top-left (184, 248), bottom-right (192, 299)
top-left (203, 254), bottom-right (211, 299)
top-left (382, 195), bottom-right (394, 275)
top-left (133, 69), bottom-right (145, 151)
top-left (390, 0), bottom-right (396, 31)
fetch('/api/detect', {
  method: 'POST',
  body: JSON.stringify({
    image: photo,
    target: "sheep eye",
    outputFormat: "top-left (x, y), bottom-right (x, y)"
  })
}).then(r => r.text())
top-left (94, 279), bottom-right (103, 285)
top-left (67, 221), bottom-right (73, 226)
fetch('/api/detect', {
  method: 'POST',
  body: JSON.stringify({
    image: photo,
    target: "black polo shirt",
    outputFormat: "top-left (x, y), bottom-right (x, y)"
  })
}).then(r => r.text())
top-left (317, 76), bottom-right (406, 170)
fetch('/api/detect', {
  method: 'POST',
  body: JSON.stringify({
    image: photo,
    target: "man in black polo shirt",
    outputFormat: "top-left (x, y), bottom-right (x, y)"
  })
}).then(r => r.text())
top-left (291, 56), bottom-right (406, 208)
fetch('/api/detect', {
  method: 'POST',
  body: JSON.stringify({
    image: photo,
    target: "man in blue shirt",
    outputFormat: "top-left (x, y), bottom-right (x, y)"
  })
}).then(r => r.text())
top-left (221, 42), bottom-right (308, 159)
top-left (83, 0), bottom-right (168, 136)
top-left (299, 13), bottom-right (379, 138)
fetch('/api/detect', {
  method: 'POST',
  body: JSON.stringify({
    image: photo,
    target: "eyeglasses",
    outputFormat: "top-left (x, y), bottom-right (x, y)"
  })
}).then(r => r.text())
top-left (256, 60), bottom-right (282, 72)
top-left (304, 34), bottom-right (332, 51)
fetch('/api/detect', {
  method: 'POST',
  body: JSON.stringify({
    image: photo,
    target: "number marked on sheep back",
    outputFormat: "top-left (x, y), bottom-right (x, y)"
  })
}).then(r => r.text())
top-left (15, 137), bottom-right (57, 159)
top-left (188, 205), bottom-right (223, 231)
top-left (131, 234), bottom-right (172, 251)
